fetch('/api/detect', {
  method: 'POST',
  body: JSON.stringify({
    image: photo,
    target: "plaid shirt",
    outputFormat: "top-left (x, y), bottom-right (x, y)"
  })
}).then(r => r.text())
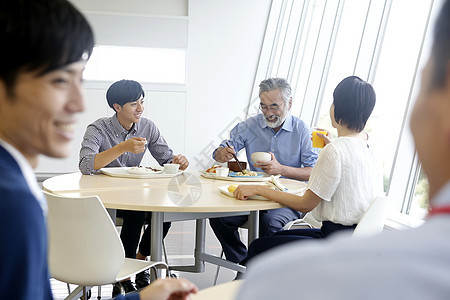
top-left (79, 114), bottom-right (173, 174)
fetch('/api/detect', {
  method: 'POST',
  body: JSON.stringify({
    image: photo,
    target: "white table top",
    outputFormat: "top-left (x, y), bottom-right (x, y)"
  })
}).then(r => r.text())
top-left (191, 280), bottom-right (242, 300)
top-left (43, 170), bottom-right (306, 213)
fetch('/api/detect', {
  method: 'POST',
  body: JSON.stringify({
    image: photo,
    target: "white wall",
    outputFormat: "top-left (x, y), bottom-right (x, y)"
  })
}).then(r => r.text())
top-left (186, 0), bottom-right (271, 170)
top-left (36, 0), bottom-right (271, 176)
top-left (70, 0), bottom-right (188, 16)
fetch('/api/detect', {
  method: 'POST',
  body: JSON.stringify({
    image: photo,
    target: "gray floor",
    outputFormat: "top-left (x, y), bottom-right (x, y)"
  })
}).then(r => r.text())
top-left (51, 219), bottom-right (245, 299)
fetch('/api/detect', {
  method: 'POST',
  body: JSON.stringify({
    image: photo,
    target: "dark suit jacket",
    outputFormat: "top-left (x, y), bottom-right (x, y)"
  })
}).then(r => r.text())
top-left (0, 145), bottom-right (52, 299)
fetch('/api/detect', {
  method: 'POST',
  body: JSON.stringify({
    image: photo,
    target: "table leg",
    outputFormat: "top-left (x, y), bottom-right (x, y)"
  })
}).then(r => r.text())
top-left (150, 211), bottom-right (163, 280)
top-left (173, 219), bottom-right (206, 273)
top-left (247, 210), bottom-right (259, 243)
top-left (106, 208), bottom-right (116, 225)
top-left (193, 219), bottom-right (206, 272)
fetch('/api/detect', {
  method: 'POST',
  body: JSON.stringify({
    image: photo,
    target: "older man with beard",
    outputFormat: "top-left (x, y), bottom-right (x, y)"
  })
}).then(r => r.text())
top-left (210, 78), bottom-right (318, 264)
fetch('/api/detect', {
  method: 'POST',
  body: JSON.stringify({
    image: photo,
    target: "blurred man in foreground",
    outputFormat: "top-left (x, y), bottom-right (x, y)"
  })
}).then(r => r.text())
top-left (0, 0), bottom-right (196, 299)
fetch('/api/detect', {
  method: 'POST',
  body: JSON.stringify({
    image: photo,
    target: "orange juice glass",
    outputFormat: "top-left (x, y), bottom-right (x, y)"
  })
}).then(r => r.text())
top-left (312, 130), bottom-right (327, 148)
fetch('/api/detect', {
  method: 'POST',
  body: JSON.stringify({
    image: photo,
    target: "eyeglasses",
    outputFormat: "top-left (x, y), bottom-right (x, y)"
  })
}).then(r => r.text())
top-left (259, 102), bottom-right (285, 113)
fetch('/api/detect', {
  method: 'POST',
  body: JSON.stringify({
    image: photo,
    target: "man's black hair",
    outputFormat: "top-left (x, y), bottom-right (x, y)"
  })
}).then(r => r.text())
top-left (0, 0), bottom-right (94, 92)
top-left (106, 80), bottom-right (145, 109)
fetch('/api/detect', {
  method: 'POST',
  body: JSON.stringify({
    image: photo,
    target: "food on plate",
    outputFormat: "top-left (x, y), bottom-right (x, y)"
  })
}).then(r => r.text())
top-left (228, 184), bottom-right (238, 193)
top-left (235, 170), bottom-right (258, 177)
top-left (206, 165), bottom-right (222, 173)
top-left (128, 166), bottom-right (161, 174)
top-left (144, 166), bottom-right (161, 172)
top-left (266, 175), bottom-right (287, 191)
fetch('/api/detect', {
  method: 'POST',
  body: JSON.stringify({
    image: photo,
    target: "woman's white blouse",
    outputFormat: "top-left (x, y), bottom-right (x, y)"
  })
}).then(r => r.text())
top-left (307, 137), bottom-right (383, 225)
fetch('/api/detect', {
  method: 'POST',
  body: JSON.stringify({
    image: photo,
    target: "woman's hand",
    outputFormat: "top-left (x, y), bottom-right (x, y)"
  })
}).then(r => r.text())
top-left (314, 128), bottom-right (332, 146)
top-left (233, 185), bottom-right (263, 200)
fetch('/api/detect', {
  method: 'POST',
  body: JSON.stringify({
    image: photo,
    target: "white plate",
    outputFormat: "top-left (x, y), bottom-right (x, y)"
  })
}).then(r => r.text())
top-left (201, 171), bottom-right (279, 182)
top-left (101, 167), bottom-right (183, 179)
top-left (218, 183), bottom-right (306, 200)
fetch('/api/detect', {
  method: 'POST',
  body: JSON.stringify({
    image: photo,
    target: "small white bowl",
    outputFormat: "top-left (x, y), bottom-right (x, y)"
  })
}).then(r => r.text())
top-left (251, 152), bottom-right (271, 164)
top-left (215, 167), bottom-right (229, 177)
top-left (163, 163), bottom-right (180, 174)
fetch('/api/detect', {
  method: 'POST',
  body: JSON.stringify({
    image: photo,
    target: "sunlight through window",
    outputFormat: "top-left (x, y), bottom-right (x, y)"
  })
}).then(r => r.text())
top-left (84, 45), bottom-right (186, 84)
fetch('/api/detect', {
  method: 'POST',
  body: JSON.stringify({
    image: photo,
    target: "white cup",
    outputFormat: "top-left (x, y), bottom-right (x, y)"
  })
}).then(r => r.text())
top-left (215, 167), bottom-right (229, 177)
top-left (163, 163), bottom-right (180, 174)
top-left (251, 152), bottom-right (271, 164)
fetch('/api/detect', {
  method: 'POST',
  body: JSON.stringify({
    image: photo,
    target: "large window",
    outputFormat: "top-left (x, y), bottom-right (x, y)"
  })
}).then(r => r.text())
top-left (409, 169), bottom-right (429, 219)
top-left (249, 0), bottom-right (442, 219)
top-left (84, 45), bottom-right (186, 84)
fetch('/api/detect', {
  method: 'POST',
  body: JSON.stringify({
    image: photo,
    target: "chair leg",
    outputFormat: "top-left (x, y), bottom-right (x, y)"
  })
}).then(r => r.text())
top-left (162, 239), bottom-right (169, 265)
top-left (162, 239), bottom-right (174, 278)
top-left (97, 285), bottom-right (101, 299)
top-left (66, 283), bottom-right (71, 294)
top-left (65, 285), bottom-right (92, 300)
top-left (213, 250), bottom-right (224, 286)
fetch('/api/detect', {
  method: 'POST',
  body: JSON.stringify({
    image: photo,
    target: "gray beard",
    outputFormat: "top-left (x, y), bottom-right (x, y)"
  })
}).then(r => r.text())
top-left (264, 108), bottom-right (289, 128)
top-left (265, 116), bottom-right (284, 128)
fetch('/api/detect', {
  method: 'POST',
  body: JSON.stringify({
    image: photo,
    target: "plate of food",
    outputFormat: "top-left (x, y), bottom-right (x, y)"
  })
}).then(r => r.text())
top-left (201, 168), bottom-right (278, 182)
top-left (218, 179), bottom-right (306, 200)
top-left (228, 171), bottom-right (262, 178)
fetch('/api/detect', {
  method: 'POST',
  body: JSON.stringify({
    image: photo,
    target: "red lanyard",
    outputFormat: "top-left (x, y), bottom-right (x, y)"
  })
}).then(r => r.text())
top-left (428, 206), bottom-right (450, 217)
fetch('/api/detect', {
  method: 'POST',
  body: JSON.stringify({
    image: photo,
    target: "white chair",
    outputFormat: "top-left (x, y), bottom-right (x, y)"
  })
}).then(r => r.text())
top-left (352, 196), bottom-right (388, 238)
top-left (45, 192), bottom-right (168, 300)
top-left (283, 213), bottom-right (320, 230)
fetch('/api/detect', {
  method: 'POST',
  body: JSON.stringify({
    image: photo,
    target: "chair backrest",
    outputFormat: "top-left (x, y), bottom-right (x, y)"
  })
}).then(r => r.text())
top-left (352, 196), bottom-right (388, 238)
top-left (45, 191), bottom-right (125, 286)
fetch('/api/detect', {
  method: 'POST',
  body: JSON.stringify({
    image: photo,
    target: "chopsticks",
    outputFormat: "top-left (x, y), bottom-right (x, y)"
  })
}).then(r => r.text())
top-left (226, 142), bottom-right (246, 173)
